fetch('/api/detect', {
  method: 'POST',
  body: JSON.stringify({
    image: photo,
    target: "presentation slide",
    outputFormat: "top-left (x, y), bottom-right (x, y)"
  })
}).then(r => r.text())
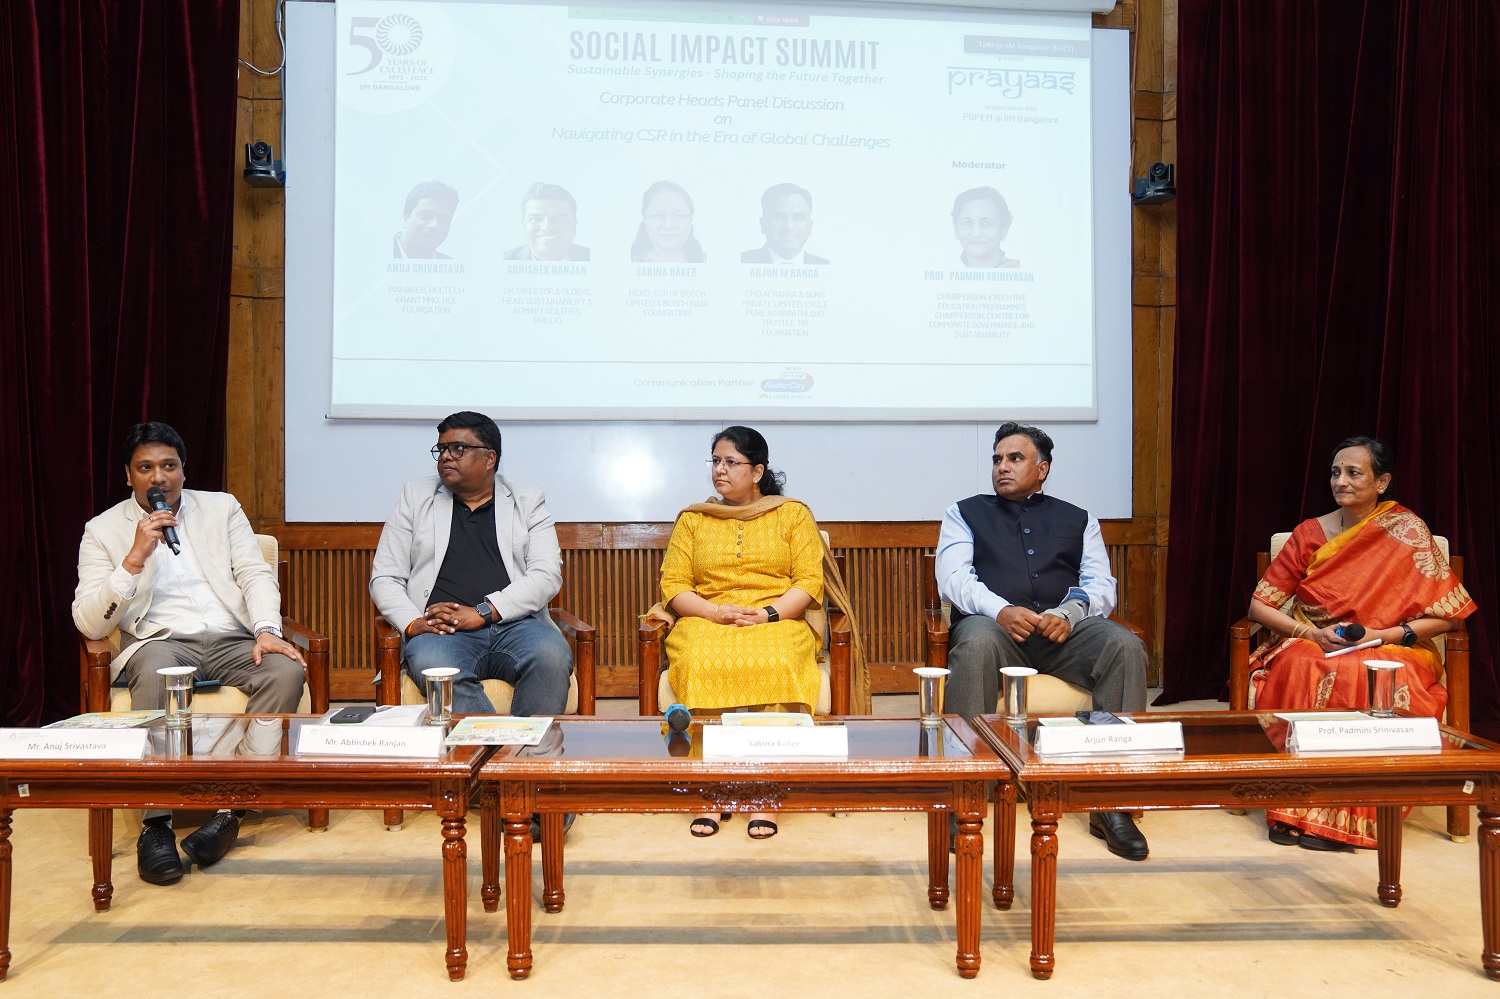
top-left (330, 0), bottom-right (1097, 421)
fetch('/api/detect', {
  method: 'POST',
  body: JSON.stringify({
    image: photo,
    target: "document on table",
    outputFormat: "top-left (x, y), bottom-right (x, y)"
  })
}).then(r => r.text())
top-left (445, 716), bottom-right (554, 746)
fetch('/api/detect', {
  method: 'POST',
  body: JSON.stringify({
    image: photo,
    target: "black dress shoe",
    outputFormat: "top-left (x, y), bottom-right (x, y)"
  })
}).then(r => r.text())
top-left (1089, 812), bottom-right (1149, 861)
top-left (137, 824), bottom-right (184, 885)
top-left (181, 811), bottom-right (241, 868)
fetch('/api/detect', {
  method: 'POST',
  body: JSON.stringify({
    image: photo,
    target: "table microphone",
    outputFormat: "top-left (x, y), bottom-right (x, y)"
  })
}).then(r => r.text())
top-left (145, 487), bottom-right (182, 555)
top-left (1335, 623), bottom-right (1365, 643)
top-left (664, 703), bottom-right (691, 733)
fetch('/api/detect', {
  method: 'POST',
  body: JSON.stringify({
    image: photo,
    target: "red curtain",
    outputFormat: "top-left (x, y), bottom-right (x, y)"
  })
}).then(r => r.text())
top-left (0, 1), bottom-right (239, 724)
top-left (1163, 1), bottom-right (1500, 737)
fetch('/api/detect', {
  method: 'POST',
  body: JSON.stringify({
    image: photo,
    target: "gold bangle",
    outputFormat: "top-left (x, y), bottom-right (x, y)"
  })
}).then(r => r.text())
top-left (1291, 623), bottom-right (1306, 640)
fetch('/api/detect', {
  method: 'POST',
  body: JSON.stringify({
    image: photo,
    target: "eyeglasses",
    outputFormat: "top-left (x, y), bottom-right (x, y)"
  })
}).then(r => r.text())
top-left (706, 457), bottom-right (752, 470)
top-left (431, 442), bottom-right (493, 460)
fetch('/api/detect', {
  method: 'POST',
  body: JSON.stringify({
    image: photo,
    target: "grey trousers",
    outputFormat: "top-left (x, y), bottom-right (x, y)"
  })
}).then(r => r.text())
top-left (944, 614), bottom-right (1148, 721)
top-left (125, 631), bottom-right (305, 716)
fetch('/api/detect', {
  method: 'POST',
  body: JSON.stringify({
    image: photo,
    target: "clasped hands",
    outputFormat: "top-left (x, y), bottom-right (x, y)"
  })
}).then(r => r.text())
top-left (409, 601), bottom-right (486, 636)
top-left (710, 603), bottom-right (770, 627)
top-left (997, 605), bottom-right (1071, 644)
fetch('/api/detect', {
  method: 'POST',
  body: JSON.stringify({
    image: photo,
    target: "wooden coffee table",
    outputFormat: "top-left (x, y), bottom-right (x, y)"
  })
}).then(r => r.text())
top-left (974, 710), bottom-right (1500, 980)
top-left (0, 715), bottom-right (493, 982)
top-left (477, 715), bottom-right (1007, 980)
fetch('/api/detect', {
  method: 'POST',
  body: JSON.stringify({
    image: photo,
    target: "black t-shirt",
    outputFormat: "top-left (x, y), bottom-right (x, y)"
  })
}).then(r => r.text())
top-left (428, 497), bottom-right (512, 610)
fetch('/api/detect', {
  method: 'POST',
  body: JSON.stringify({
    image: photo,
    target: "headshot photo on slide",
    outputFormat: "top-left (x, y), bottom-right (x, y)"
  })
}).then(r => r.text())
top-left (503, 181), bottom-right (591, 261)
top-left (951, 186), bottom-right (1019, 269)
top-left (632, 180), bottom-right (708, 263)
top-left (741, 182), bottom-right (828, 265)
top-left (393, 180), bottom-right (458, 260)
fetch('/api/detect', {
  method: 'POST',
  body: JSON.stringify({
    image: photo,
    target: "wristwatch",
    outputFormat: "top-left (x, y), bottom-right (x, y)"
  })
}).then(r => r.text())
top-left (764, 605), bottom-right (780, 623)
top-left (476, 600), bottom-right (496, 625)
top-left (1400, 623), bottom-right (1418, 647)
top-left (255, 625), bottom-right (282, 640)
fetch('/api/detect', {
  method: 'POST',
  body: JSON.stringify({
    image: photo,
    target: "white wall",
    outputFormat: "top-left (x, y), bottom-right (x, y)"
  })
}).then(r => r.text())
top-left (283, 2), bottom-right (1132, 523)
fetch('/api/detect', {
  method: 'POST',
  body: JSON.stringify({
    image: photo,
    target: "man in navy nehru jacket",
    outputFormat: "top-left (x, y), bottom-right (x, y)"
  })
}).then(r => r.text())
top-left (937, 422), bottom-right (1150, 860)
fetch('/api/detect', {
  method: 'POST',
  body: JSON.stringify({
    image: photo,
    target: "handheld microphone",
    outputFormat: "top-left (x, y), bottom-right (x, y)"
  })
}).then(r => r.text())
top-left (145, 487), bottom-right (182, 555)
top-left (664, 703), bottom-right (691, 733)
top-left (1335, 623), bottom-right (1365, 643)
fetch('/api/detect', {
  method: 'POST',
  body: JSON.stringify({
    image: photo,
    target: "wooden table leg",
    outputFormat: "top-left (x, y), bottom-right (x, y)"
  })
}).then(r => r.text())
top-left (480, 784), bottom-right (502, 913)
top-left (1028, 785), bottom-right (1060, 980)
top-left (1, 809), bottom-right (12, 981)
top-left (503, 782), bottom-right (534, 981)
top-left (1479, 808), bottom-right (1500, 981)
top-left (1376, 805), bottom-right (1403, 908)
top-left (954, 780), bottom-right (985, 979)
top-left (307, 808), bottom-right (329, 831)
top-left (927, 811), bottom-right (951, 910)
top-left (89, 808), bottom-right (113, 911)
top-left (993, 779), bottom-right (1016, 910)
top-left (439, 788), bottom-right (468, 981)
top-left (541, 813), bottom-right (565, 913)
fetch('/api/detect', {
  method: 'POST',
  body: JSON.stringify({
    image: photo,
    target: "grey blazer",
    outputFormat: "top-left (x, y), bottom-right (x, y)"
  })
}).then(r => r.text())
top-left (369, 474), bottom-right (562, 635)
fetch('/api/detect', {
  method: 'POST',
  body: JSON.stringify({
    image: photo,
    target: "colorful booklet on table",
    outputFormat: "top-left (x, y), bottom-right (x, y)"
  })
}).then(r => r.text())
top-left (44, 711), bottom-right (164, 730)
top-left (444, 716), bottom-right (554, 746)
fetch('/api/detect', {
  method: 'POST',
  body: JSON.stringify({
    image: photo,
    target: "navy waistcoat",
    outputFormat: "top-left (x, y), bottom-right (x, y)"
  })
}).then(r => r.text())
top-left (952, 492), bottom-right (1088, 624)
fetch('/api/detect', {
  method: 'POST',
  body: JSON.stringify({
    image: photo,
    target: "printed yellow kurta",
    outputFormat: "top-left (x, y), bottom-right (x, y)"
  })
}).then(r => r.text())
top-left (661, 502), bottom-right (824, 710)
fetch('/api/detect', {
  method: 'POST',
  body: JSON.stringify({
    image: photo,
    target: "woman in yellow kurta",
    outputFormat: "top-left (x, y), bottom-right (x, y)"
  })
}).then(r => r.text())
top-left (661, 425), bottom-right (823, 840)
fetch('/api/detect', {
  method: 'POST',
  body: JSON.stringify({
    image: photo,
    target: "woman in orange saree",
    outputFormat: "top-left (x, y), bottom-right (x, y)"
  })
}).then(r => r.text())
top-left (1247, 437), bottom-right (1475, 850)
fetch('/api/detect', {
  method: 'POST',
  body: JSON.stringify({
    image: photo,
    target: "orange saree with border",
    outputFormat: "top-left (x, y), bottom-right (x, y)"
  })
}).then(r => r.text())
top-left (1248, 501), bottom-right (1474, 846)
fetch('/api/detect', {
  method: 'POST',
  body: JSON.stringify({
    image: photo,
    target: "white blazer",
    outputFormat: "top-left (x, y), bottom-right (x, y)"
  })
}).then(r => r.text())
top-left (71, 490), bottom-right (282, 681)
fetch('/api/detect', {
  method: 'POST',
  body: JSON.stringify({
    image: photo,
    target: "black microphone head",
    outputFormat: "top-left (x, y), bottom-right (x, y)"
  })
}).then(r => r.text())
top-left (664, 703), bottom-right (691, 732)
top-left (146, 486), bottom-right (170, 510)
top-left (1339, 623), bottom-right (1365, 642)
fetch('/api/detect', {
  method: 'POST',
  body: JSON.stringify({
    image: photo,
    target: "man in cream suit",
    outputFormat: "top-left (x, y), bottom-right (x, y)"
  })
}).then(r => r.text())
top-left (72, 422), bottom-right (306, 886)
top-left (369, 411), bottom-right (573, 716)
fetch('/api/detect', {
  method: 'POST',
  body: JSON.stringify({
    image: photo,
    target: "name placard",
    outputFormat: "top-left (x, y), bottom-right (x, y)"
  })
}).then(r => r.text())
top-left (296, 724), bottom-right (447, 759)
top-left (0, 728), bottom-right (149, 760)
top-left (1033, 721), bottom-right (1184, 756)
top-left (1287, 716), bottom-right (1442, 753)
top-left (701, 724), bottom-right (850, 759)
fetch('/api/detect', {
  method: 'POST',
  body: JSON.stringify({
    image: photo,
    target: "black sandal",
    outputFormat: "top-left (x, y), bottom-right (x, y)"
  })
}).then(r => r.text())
top-left (1268, 821), bottom-right (1300, 846)
top-left (690, 813), bottom-right (731, 838)
top-left (1297, 832), bottom-right (1356, 853)
top-left (747, 818), bottom-right (779, 840)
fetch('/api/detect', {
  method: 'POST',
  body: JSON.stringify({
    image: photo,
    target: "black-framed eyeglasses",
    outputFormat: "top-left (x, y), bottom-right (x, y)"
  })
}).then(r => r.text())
top-left (431, 442), bottom-right (493, 460)
top-left (706, 457), bottom-right (752, 469)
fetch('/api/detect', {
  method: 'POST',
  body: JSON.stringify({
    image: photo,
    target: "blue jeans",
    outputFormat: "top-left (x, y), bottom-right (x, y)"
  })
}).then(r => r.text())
top-left (404, 616), bottom-right (573, 715)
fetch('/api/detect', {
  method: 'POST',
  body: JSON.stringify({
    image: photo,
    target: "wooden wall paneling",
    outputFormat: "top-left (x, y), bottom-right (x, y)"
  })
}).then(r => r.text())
top-left (1093, 1), bottom-right (1136, 31)
top-left (259, 522), bottom-right (1166, 702)
top-left (1125, 0), bottom-right (1175, 678)
top-left (230, 0), bottom-right (288, 522)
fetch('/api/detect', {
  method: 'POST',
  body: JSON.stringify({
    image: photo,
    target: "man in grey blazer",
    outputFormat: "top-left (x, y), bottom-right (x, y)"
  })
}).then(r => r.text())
top-left (369, 411), bottom-right (573, 717)
top-left (72, 422), bottom-right (306, 886)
